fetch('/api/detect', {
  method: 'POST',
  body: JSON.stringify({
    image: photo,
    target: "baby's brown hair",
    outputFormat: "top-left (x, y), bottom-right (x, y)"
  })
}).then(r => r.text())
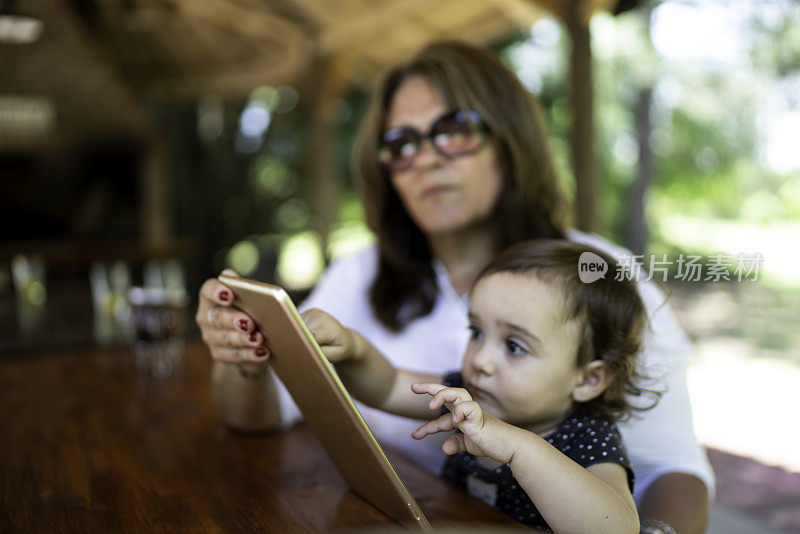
top-left (476, 239), bottom-right (661, 420)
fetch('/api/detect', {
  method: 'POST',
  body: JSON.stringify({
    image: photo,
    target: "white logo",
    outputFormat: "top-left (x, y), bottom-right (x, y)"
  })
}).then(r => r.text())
top-left (578, 252), bottom-right (608, 283)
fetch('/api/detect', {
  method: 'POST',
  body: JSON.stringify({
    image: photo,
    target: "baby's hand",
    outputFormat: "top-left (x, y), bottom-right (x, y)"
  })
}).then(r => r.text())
top-left (410, 383), bottom-right (515, 464)
top-left (301, 309), bottom-right (358, 363)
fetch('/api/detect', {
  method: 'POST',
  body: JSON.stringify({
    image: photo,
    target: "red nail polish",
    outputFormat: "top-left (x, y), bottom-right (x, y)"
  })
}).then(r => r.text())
top-left (255, 347), bottom-right (267, 356)
top-left (239, 319), bottom-right (248, 331)
top-left (249, 332), bottom-right (258, 342)
top-left (218, 291), bottom-right (230, 302)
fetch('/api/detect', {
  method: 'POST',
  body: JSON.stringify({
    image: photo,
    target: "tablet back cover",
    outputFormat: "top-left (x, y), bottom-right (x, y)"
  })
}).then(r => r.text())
top-left (219, 275), bottom-right (430, 529)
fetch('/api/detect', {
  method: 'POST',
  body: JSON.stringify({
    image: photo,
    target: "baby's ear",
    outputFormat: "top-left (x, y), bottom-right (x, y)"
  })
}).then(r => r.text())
top-left (571, 360), bottom-right (612, 403)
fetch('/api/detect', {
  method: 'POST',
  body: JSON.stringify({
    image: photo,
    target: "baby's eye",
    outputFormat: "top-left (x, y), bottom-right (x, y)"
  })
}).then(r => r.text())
top-left (505, 339), bottom-right (529, 356)
top-left (467, 325), bottom-right (482, 340)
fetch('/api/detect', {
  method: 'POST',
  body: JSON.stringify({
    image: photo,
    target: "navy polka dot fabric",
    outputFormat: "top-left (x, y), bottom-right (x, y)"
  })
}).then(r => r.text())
top-left (440, 371), bottom-right (634, 530)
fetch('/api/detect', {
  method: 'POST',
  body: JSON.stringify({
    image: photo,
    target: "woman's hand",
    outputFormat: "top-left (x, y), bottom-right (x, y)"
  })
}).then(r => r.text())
top-left (195, 269), bottom-right (269, 367)
top-left (301, 308), bottom-right (360, 364)
top-left (410, 383), bottom-right (516, 464)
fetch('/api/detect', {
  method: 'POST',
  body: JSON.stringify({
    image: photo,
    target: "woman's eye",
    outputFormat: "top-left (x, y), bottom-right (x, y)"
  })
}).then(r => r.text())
top-left (505, 339), bottom-right (528, 356)
top-left (433, 132), bottom-right (452, 144)
top-left (400, 142), bottom-right (417, 156)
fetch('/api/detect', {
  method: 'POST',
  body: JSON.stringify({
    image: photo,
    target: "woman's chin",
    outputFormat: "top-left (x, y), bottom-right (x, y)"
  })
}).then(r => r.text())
top-left (416, 215), bottom-right (487, 239)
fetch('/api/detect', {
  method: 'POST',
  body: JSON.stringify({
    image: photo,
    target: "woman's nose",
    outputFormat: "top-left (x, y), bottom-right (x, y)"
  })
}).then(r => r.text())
top-left (412, 137), bottom-right (442, 170)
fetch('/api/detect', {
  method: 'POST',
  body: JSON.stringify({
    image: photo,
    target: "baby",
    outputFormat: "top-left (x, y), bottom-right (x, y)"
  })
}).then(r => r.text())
top-left (302, 239), bottom-right (659, 533)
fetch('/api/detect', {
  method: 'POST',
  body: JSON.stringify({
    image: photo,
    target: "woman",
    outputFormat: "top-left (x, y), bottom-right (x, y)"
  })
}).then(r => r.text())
top-left (196, 41), bottom-right (712, 533)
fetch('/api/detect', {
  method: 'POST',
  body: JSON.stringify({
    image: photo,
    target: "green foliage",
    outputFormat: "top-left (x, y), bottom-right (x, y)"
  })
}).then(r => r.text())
top-left (748, 1), bottom-right (800, 78)
top-left (503, 3), bottom-right (800, 251)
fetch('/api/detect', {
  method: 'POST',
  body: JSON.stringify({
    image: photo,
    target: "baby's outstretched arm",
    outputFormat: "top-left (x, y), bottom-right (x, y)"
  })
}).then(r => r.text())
top-left (411, 383), bottom-right (639, 534)
top-left (302, 309), bottom-right (437, 418)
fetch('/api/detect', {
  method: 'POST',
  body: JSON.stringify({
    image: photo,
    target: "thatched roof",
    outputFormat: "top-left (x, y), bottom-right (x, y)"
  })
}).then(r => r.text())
top-left (0, 0), bottom-right (631, 150)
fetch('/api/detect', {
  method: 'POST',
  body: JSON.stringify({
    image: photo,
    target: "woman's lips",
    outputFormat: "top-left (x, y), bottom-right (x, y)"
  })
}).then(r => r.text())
top-left (420, 184), bottom-right (456, 198)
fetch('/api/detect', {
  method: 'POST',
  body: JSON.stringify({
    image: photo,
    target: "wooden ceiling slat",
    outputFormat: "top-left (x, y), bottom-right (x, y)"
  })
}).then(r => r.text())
top-left (181, 19), bottom-right (253, 71)
top-left (529, 0), bottom-right (568, 21)
top-left (155, 23), bottom-right (188, 76)
top-left (460, 14), bottom-right (523, 45)
top-left (168, 23), bottom-right (204, 69)
top-left (284, 0), bottom-right (339, 26)
top-left (174, 0), bottom-right (304, 46)
top-left (319, 0), bottom-right (440, 54)
top-left (143, 42), bottom-right (310, 100)
top-left (417, 0), bottom-right (495, 32)
top-left (487, 0), bottom-right (546, 28)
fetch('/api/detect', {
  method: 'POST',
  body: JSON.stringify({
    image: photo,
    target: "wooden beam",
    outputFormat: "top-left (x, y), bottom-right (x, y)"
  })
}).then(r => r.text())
top-left (141, 40), bottom-right (312, 100)
top-left (143, 62), bottom-right (302, 101)
top-left (286, 0), bottom-right (340, 26)
top-left (487, 0), bottom-right (546, 28)
top-left (486, 0), bottom-right (620, 26)
top-left (531, 0), bottom-right (568, 22)
top-left (173, 0), bottom-right (305, 44)
top-left (318, 0), bottom-right (443, 54)
top-left (582, 0), bottom-right (621, 22)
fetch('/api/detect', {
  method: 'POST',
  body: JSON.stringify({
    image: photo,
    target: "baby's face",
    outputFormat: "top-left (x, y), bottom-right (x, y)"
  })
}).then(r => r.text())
top-left (461, 272), bottom-right (583, 435)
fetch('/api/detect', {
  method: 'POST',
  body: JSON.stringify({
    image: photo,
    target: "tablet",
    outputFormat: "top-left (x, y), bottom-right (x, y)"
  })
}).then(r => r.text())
top-left (218, 274), bottom-right (431, 529)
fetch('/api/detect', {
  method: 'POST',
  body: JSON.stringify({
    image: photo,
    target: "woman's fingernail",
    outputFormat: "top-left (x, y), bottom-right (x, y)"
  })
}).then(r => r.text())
top-left (239, 319), bottom-right (248, 331)
top-left (218, 291), bottom-right (230, 302)
top-left (255, 347), bottom-right (267, 356)
top-left (249, 332), bottom-right (258, 342)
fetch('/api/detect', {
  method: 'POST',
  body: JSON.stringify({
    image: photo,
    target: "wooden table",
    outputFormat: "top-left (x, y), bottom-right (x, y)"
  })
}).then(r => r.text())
top-left (0, 341), bottom-right (521, 532)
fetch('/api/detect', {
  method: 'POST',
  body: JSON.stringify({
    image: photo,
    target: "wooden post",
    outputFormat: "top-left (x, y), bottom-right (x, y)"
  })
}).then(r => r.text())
top-left (625, 5), bottom-right (657, 256)
top-left (566, 0), bottom-right (597, 233)
top-left (305, 52), bottom-right (351, 263)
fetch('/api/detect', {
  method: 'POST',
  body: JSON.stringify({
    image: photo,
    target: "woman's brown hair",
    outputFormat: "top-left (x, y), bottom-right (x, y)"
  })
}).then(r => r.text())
top-left (353, 40), bottom-right (570, 332)
top-left (476, 239), bottom-right (661, 420)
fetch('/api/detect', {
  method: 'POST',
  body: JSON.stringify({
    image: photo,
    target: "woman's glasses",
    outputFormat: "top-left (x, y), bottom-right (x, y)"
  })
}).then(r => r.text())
top-left (378, 109), bottom-right (487, 172)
